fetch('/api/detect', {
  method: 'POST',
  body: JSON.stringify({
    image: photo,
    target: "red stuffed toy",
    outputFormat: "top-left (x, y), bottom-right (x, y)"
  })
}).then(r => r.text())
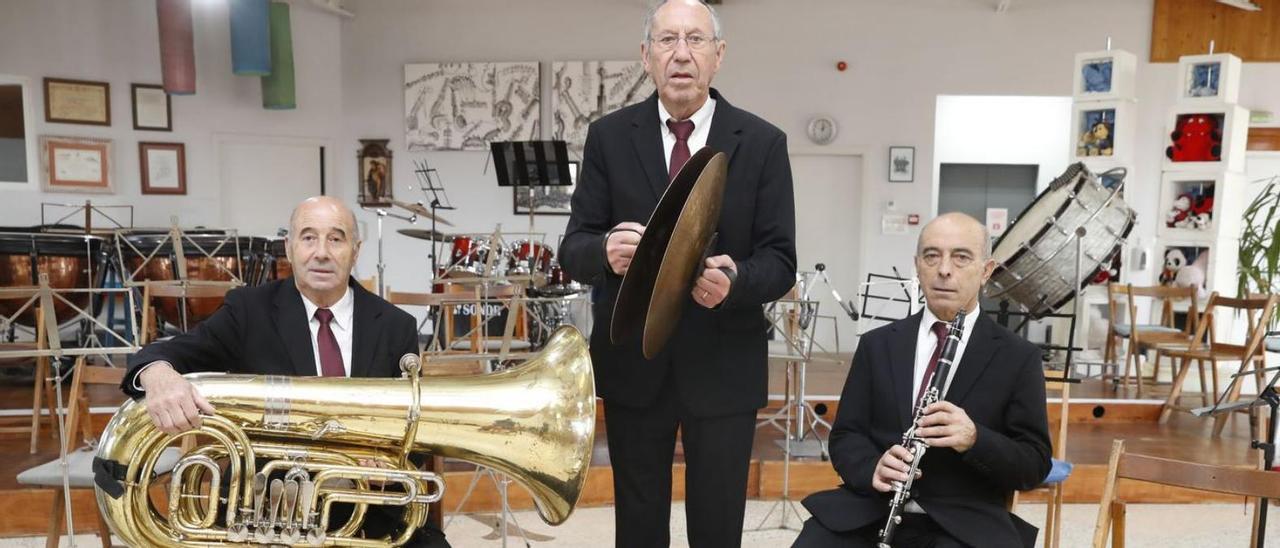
top-left (1166, 114), bottom-right (1223, 162)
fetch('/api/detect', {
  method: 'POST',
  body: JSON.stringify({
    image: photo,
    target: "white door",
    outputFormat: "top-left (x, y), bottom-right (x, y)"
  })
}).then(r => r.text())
top-left (218, 137), bottom-right (326, 238)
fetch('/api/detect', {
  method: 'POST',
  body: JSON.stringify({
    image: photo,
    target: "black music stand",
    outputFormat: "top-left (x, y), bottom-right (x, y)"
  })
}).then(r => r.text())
top-left (490, 141), bottom-right (573, 232)
top-left (413, 157), bottom-right (454, 275)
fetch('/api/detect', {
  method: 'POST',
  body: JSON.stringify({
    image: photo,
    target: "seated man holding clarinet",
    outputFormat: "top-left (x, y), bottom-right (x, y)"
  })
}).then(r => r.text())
top-left (796, 212), bottom-right (1051, 548)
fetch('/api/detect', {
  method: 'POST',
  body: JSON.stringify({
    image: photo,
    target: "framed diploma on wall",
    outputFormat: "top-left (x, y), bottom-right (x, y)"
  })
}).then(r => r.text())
top-left (43, 77), bottom-right (111, 126)
top-left (40, 135), bottom-right (113, 193)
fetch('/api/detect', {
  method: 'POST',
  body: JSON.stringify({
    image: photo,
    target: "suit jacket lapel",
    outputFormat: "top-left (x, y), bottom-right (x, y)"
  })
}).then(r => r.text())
top-left (350, 279), bottom-right (381, 378)
top-left (274, 281), bottom-right (317, 377)
top-left (890, 312), bottom-right (923, 430)
top-left (705, 89), bottom-right (742, 168)
top-left (945, 315), bottom-right (1001, 404)
top-left (630, 93), bottom-right (668, 201)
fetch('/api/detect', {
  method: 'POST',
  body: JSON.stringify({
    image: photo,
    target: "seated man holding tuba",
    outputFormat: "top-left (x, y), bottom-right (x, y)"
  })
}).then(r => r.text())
top-left (121, 196), bottom-right (449, 548)
top-left (796, 213), bottom-right (1051, 548)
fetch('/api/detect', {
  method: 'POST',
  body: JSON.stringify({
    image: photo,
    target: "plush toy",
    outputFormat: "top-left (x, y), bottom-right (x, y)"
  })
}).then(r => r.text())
top-left (1077, 121), bottom-right (1115, 156)
top-left (1166, 114), bottom-right (1223, 162)
top-left (1166, 194), bottom-right (1192, 227)
top-left (1190, 195), bottom-right (1214, 230)
top-left (1160, 248), bottom-right (1187, 285)
top-left (1174, 250), bottom-right (1209, 300)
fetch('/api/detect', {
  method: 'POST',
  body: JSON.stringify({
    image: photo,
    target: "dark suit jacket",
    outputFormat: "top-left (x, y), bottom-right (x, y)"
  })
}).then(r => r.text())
top-left (558, 89), bottom-right (796, 417)
top-left (123, 277), bottom-right (417, 395)
top-left (801, 312), bottom-right (1051, 548)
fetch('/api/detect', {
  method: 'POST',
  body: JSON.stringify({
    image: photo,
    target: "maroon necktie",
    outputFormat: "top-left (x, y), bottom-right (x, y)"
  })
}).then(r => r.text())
top-left (667, 119), bottom-right (695, 181)
top-left (915, 321), bottom-right (950, 406)
top-left (313, 308), bottom-right (345, 377)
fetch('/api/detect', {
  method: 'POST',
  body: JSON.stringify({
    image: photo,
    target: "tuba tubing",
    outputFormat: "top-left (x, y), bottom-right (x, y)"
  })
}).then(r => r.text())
top-left (94, 325), bottom-right (595, 547)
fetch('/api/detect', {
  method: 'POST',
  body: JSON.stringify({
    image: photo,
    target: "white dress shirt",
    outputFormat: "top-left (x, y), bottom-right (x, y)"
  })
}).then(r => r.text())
top-left (904, 303), bottom-right (979, 514)
top-left (300, 287), bottom-right (355, 377)
top-left (657, 96), bottom-right (716, 172)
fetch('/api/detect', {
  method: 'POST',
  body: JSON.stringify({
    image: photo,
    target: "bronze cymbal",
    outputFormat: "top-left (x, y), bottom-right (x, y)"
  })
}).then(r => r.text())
top-left (397, 228), bottom-right (452, 242)
top-left (611, 147), bottom-right (728, 359)
top-left (392, 200), bottom-right (454, 226)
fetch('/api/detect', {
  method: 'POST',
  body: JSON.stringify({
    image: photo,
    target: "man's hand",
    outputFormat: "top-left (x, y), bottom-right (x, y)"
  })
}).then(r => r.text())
top-left (872, 444), bottom-right (920, 493)
top-left (605, 222), bottom-right (646, 276)
top-left (138, 361), bottom-right (216, 435)
top-left (692, 255), bottom-right (736, 308)
top-left (915, 401), bottom-right (978, 453)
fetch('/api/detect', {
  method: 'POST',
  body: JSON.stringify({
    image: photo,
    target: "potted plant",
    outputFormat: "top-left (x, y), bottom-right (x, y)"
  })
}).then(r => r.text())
top-left (1238, 175), bottom-right (1280, 299)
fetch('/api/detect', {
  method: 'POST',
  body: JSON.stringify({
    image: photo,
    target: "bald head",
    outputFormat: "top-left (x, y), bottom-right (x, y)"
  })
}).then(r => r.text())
top-left (290, 196), bottom-right (359, 242)
top-left (917, 212), bottom-right (990, 260)
top-left (914, 212), bottom-right (996, 320)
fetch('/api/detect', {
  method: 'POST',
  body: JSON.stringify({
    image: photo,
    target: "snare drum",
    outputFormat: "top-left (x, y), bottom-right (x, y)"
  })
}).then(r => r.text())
top-left (988, 163), bottom-right (1135, 318)
top-left (0, 231), bottom-right (107, 327)
top-left (118, 231), bottom-right (267, 326)
top-left (508, 240), bottom-right (553, 275)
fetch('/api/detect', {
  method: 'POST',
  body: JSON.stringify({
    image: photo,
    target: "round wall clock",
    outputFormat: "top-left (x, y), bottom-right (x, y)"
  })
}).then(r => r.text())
top-left (806, 116), bottom-right (838, 145)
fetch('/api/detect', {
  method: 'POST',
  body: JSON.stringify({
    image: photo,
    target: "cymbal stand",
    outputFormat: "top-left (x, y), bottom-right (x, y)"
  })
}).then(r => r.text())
top-left (444, 466), bottom-right (532, 548)
top-left (369, 207), bottom-right (415, 298)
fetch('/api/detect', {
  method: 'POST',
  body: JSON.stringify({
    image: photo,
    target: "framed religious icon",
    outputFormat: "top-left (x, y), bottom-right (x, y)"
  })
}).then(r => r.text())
top-left (40, 136), bottom-right (113, 193)
top-left (44, 77), bottom-right (111, 126)
top-left (357, 139), bottom-right (393, 207)
top-left (888, 146), bottom-right (914, 182)
top-left (139, 142), bottom-right (186, 195)
top-left (132, 84), bottom-right (172, 131)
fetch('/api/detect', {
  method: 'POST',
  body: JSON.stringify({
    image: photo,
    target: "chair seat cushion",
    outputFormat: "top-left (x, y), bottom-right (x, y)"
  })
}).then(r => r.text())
top-left (17, 446), bottom-right (182, 488)
top-left (1114, 324), bottom-right (1181, 337)
top-left (1042, 457), bottom-right (1073, 485)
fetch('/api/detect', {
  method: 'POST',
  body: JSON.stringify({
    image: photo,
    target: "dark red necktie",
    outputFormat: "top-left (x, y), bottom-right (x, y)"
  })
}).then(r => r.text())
top-left (314, 308), bottom-right (345, 377)
top-left (915, 321), bottom-right (950, 406)
top-left (667, 119), bottom-right (695, 182)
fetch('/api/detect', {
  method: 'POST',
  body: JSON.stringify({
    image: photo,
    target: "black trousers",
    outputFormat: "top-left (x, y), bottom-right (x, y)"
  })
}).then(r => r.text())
top-left (793, 514), bottom-right (967, 548)
top-left (604, 378), bottom-right (757, 548)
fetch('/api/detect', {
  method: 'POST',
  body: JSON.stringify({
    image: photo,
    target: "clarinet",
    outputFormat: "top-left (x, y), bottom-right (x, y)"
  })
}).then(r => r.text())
top-left (878, 309), bottom-right (967, 548)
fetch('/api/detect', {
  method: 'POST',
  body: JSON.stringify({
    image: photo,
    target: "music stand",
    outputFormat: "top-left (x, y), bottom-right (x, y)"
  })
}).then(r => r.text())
top-left (490, 141), bottom-right (573, 232)
top-left (413, 157), bottom-right (455, 275)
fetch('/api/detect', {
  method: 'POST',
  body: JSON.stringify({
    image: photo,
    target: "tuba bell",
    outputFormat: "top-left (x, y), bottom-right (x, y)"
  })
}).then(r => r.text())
top-left (93, 325), bottom-right (595, 547)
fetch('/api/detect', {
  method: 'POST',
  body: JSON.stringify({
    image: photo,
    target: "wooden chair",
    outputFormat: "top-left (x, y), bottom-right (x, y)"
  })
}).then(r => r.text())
top-left (1010, 376), bottom-right (1073, 548)
top-left (139, 283), bottom-right (234, 345)
top-left (0, 299), bottom-right (61, 453)
top-left (1159, 293), bottom-right (1276, 436)
top-left (1092, 439), bottom-right (1280, 547)
top-left (1107, 284), bottom-right (1199, 397)
top-left (14, 358), bottom-right (167, 548)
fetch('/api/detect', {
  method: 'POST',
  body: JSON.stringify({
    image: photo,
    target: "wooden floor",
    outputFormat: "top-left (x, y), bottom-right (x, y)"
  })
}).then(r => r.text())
top-left (0, 353), bottom-right (1269, 537)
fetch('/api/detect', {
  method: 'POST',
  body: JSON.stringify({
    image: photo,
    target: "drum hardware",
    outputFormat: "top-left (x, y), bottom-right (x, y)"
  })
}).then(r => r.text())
top-left (612, 147), bottom-right (732, 359)
top-left (397, 228), bottom-right (452, 242)
top-left (365, 206), bottom-right (418, 298)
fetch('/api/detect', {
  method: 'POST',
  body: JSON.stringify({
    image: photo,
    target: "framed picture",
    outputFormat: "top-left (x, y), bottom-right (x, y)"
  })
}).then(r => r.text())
top-left (357, 139), bottom-right (393, 207)
top-left (888, 146), bottom-right (914, 182)
top-left (139, 142), bottom-right (186, 195)
top-left (43, 77), bottom-right (110, 126)
top-left (132, 84), bottom-right (172, 131)
top-left (513, 161), bottom-right (578, 216)
top-left (39, 136), bottom-right (113, 193)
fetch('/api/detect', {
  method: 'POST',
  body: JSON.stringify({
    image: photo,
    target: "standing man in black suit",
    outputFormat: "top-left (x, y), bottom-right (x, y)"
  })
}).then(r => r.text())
top-left (558, 1), bottom-right (796, 546)
top-left (796, 213), bottom-right (1051, 548)
top-left (121, 196), bottom-right (448, 548)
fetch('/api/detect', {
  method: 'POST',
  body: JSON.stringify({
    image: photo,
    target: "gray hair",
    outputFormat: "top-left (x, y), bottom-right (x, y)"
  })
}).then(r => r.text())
top-left (642, 0), bottom-right (723, 43)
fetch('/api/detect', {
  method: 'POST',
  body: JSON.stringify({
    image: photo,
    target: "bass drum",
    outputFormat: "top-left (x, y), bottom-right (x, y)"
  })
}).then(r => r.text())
top-left (0, 230), bottom-right (107, 327)
top-left (118, 231), bottom-right (266, 327)
top-left (987, 163), bottom-right (1135, 319)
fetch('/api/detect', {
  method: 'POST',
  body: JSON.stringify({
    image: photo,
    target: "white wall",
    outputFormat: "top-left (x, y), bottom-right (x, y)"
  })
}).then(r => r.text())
top-left (0, 0), bottom-right (343, 229)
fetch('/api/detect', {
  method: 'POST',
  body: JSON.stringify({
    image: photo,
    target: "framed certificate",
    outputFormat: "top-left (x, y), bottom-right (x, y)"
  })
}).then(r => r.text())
top-left (43, 77), bottom-right (111, 126)
top-left (132, 83), bottom-right (172, 131)
top-left (139, 142), bottom-right (186, 195)
top-left (40, 136), bottom-right (113, 193)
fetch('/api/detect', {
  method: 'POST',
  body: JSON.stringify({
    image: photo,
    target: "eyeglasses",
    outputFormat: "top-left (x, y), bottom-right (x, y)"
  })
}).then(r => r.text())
top-left (649, 33), bottom-right (717, 52)
top-left (918, 250), bottom-right (978, 269)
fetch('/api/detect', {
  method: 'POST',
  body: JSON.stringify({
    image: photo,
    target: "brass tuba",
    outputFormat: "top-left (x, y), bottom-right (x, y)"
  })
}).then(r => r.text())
top-left (93, 325), bottom-right (595, 547)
